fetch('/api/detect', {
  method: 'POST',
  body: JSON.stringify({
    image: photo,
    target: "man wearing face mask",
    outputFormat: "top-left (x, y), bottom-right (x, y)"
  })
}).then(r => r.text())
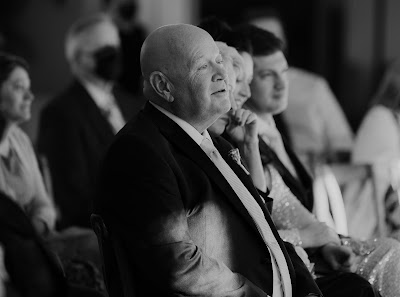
top-left (37, 13), bottom-right (143, 229)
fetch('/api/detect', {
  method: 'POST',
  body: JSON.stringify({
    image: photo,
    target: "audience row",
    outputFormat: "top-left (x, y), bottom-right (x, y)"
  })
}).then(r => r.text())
top-left (1, 8), bottom-right (400, 297)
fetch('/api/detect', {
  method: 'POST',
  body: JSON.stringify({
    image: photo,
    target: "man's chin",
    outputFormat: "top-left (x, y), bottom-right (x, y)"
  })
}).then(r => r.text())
top-left (209, 118), bottom-right (227, 136)
top-left (269, 99), bottom-right (288, 115)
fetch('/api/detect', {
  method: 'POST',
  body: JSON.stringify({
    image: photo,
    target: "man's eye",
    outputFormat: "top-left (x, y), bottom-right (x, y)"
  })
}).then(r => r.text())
top-left (14, 84), bottom-right (26, 91)
top-left (199, 64), bottom-right (208, 70)
top-left (261, 73), bottom-right (273, 79)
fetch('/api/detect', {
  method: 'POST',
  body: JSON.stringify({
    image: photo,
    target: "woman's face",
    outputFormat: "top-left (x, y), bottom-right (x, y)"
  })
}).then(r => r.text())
top-left (233, 51), bottom-right (253, 108)
top-left (0, 66), bottom-right (34, 124)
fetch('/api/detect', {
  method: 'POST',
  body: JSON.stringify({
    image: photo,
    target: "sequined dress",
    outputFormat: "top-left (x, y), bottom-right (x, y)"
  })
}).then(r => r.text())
top-left (268, 165), bottom-right (400, 297)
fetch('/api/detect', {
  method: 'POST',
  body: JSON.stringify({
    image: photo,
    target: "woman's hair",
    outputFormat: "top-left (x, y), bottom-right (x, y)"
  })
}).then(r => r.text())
top-left (371, 59), bottom-right (400, 111)
top-left (0, 52), bottom-right (29, 87)
top-left (198, 16), bottom-right (253, 55)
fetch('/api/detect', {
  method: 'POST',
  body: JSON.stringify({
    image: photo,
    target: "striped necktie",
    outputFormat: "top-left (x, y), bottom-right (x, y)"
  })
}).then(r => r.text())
top-left (200, 136), bottom-right (292, 297)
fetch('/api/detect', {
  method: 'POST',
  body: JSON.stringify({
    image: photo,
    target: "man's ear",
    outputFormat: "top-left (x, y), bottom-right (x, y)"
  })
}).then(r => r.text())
top-left (149, 71), bottom-right (174, 102)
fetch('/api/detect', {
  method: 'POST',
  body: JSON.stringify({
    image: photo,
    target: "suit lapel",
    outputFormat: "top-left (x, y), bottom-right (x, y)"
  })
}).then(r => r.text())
top-left (73, 81), bottom-right (115, 142)
top-left (143, 103), bottom-right (262, 239)
top-left (283, 140), bottom-right (314, 210)
top-left (215, 137), bottom-right (295, 283)
top-left (258, 135), bottom-right (314, 211)
top-left (143, 104), bottom-right (295, 281)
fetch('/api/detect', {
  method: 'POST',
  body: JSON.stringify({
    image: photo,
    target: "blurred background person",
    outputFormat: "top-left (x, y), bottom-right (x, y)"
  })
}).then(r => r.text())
top-left (0, 51), bottom-right (56, 236)
top-left (37, 13), bottom-right (143, 230)
top-left (107, 0), bottom-right (147, 97)
top-left (245, 8), bottom-right (354, 169)
top-left (352, 59), bottom-right (400, 239)
top-left (0, 51), bottom-right (105, 296)
top-left (353, 59), bottom-right (400, 168)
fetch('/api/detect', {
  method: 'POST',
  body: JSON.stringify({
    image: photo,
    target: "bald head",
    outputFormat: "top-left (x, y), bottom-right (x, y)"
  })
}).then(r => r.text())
top-left (139, 23), bottom-right (230, 132)
top-left (141, 24), bottom-right (213, 82)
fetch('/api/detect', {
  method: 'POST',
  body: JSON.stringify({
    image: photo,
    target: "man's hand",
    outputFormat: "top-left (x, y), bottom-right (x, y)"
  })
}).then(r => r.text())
top-left (320, 243), bottom-right (357, 273)
top-left (225, 108), bottom-right (258, 145)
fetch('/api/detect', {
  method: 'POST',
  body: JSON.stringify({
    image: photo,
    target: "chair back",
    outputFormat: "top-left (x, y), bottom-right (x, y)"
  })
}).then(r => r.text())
top-left (313, 164), bottom-right (349, 235)
top-left (313, 163), bottom-right (388, 239)
top-left (90, 214), bottom-right (136, 297)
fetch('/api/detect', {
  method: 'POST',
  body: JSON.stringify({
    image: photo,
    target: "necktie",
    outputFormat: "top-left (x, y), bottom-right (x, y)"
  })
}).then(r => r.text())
top-left (102, 92), bottom-right (126, 134)
top-left (200, 136), bottom-right (292, 297)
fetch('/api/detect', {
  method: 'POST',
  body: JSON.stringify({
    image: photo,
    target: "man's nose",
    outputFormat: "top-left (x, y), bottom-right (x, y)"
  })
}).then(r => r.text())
top-left (213, 63), bottom-right (228, 82)
top-left (24, 89), bottom-right (34, 102)
top-left (275, 76), bottom-right (286, 90)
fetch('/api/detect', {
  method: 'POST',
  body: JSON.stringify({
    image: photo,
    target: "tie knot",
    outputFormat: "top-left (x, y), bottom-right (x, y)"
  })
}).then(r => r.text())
top-left (200, 137), bottom-right (217, 159)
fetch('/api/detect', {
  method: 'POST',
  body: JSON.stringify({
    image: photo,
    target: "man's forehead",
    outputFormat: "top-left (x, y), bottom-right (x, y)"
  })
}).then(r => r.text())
top-left (188, 39), bottom-right (219, 65)
top-left (254, 51), bottom-right (287, 69)
top-left (80, 23), bottom-right (120, 51)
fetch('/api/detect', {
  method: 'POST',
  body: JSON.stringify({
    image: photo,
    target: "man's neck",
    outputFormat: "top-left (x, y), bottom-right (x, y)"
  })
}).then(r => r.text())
top-left (78, 73), bottom-right (114, 93)
top-left (249, 110), bottom-right (274, 127)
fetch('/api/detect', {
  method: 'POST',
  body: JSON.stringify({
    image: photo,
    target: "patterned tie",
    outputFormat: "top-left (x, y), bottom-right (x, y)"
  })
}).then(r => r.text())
top-left (200, 136), bottom-right (292, 297)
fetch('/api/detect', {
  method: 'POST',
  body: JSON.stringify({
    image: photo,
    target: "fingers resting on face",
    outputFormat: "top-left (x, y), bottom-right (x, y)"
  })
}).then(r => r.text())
top-left (229, 108), bottom-right (257, 126)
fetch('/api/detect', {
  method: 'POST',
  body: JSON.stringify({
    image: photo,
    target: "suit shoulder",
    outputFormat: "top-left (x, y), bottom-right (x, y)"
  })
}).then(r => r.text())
top-left (41, 84), bottom-right (86, 117)
top-left (110, 111), bottom-right (168, 153)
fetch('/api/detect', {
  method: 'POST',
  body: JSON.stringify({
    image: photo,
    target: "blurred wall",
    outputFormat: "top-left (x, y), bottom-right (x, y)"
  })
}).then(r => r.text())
top-left (136, 0), bottom-right (199, 32)
top-left (340, 0), bottom-right (377, 131)
top-left (340, 0), bottom-right (400, 131)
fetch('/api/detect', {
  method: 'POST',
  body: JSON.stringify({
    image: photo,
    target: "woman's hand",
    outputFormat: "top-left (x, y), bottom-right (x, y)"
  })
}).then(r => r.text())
top-left (32, 218), bottom-right (49, 237)
top-left (299, 221), bottom-right (341, 248)
top-left (225, 108), bottom-right (258, 145)
top-left (320, 242), bottom-right (357, 273)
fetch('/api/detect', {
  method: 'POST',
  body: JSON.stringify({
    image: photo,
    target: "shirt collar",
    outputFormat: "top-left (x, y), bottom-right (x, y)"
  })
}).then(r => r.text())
top-left (256, 114), bottom-right (276, 136)
top-left (81, 79), bottom-right (114, 111)
top-left (150, 101), bottom-right (207, 146)
top-left (0, 126), bottom-right (13, 157)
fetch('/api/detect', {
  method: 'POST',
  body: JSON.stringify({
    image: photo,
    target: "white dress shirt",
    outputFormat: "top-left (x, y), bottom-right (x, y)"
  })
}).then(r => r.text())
top-left (83, 81), bottom-right (126, 134)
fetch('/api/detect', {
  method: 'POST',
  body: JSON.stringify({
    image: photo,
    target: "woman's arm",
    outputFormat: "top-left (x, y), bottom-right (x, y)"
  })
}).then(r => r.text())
top-left (226, 109), bottom-right (267, 192)
top-left (268, 165), bottom-right (340, 248)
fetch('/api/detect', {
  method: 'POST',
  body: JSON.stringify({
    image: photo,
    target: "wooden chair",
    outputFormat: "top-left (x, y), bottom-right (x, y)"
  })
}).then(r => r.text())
top-left (90, 214), bottom-right (136, 297)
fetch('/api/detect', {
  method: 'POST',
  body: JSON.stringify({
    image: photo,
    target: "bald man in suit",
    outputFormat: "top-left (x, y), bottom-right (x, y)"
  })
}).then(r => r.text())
top-left (95, 23), bottom-right (322, 296)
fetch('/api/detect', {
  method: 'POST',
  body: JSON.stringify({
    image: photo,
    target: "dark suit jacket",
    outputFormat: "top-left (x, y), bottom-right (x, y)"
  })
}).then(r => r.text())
top-left (0, 191), bottom-right (67, 297)
top-left (37, 80), bottom-right (146, 229)
top-left (94, 102), bottom-right (322, 297)
top-left (259, 136), bottom-right (314, 211)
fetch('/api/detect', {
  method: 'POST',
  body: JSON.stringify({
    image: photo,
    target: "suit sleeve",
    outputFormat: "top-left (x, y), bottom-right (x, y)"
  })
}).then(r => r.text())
top-left (37, 105), bottom-right (92, 227)
top-left (99, 135), bottom-right (269, 297)
top-left (284, 242), bottom-right (323, 297)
